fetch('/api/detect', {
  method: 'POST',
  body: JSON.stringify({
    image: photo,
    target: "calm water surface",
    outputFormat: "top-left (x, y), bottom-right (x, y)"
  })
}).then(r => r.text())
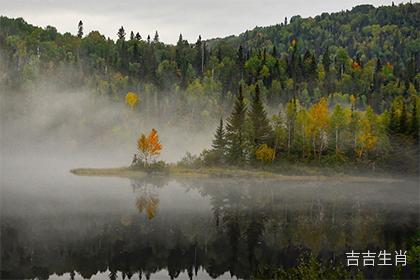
top-left (1, 157), bottom-right (419, 279)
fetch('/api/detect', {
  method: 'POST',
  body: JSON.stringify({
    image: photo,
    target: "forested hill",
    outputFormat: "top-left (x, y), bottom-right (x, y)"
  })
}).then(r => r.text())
top-left (210, 3), bottom-right (419, 54)
top-left (0, 3), bottom-right (419, 119)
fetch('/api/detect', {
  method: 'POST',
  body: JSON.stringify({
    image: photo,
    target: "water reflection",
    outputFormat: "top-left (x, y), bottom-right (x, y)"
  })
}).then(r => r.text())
top-left (132, 177), bottom-right (168, 220)
top-left (1, 176), bottom-right (418, 279)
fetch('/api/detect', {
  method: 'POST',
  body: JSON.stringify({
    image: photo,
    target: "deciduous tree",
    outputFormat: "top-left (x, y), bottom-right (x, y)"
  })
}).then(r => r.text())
top-left (137, 129), bottom-right (162, 166)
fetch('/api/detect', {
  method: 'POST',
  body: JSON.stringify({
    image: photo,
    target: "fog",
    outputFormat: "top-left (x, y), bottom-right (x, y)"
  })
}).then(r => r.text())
top-left (0, 79), bottom-right (215, 170)
top-left (1, 79), bottom-right (419, 279)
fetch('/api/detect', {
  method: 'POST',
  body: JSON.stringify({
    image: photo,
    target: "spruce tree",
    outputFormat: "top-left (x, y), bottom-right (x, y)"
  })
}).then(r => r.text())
top-left (77, 20), bottom-right (83, 38)
top-left (117, 26), bottom-right (126, 40)
top-left (399, 101), bottom-right (408, 133)
top-left (389, 104), bottom-right (399, 133)
top-left (249, 84), bottom-right (272, 152)
top-left (322, 47), bottom-right (331, 72)
top-left (411, 100), bottom-right (419, 139)
top-left (194, 35), bottom-right (203, 75)
top-left (153, 31), bottom-right (159, 43)
top-left (226, 85), bottom-right (247, 164)
top-left (212, 118), bottom-right (226, 163)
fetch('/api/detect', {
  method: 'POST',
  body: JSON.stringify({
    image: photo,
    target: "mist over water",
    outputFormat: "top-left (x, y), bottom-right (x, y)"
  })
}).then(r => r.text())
top-left (1, 155), bottom-right (418, 279)
top-left (1, 82), bottom-right (419, 279)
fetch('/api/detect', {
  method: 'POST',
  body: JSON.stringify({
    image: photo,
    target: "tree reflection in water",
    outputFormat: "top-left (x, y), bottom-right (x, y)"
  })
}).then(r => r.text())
top-left (131, 177), bottom-right (167, 220)
top-left (1, 177), bottom-right (418, 279)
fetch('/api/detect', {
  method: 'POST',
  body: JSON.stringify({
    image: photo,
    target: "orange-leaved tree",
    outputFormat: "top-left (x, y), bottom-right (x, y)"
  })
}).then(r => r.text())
top-left (137, 129), bottom-right (162, 166)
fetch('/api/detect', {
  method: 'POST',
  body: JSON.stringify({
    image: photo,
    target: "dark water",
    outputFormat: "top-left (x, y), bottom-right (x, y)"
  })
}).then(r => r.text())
top-left (1, 157), bottom-right (419, 279)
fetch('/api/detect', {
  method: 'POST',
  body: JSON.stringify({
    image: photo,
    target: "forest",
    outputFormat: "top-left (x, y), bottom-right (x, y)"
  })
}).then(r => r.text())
top-left (0, 2), bottom-right (419, 172)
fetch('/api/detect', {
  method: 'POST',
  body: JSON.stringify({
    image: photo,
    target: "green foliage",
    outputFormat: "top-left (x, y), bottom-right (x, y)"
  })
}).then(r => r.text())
top-left (248, 84), bottom-right (273, 153)
top-left (2, 3), bottom-right (419, 114)
top-left (131, 159), bottom-right (169, 174)
top-left (407, 233), bottom-right (420, 279)
top-left (1, 3), bottom-right (419, 170)
top-left (225, 85), bottom-right (247, 165)
top-left (255, 254), bottom-right (363, 280)
top-left (177, 152), bottom-right (203, 168)
top-left (211, 118), bottom-right (227, 164)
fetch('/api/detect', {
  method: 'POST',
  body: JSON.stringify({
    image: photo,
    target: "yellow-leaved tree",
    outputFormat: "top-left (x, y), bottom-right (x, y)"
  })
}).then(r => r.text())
top-left (355, 118), bottom-right (378, 158)
top-left (125, 91), bottom-right (139, 110)
top-left (137, 129), bottom-right (162, 166)
top-left (308, 98), bottom-right (330, 160)
top-left (255, 144), bottom-right (275, 165)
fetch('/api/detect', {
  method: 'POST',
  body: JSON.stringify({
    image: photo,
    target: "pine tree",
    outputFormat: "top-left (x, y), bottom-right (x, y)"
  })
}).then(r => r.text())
top-left (194, 35), bottom-right (203, 75)
top-left (399, 100), bottom-right (408, 133)
top-left (389, 103), bottom-right (399, 133)
top-left (303, 50), bottom-right (317, 80)
top-left (153, 31), bottom-right (159, 43)
top-left (77, 20), bottom-right (83, 38)
top-left (249, 84), bottom-right (273, 153)
top-left (135, 32), bottom-right (142, 40)
top-left (226, 85), bottom-right (247, 164)
top-left (117, 26), bottom-right (126, 40)
top-left (272, 46), bottom-right (278, 58)
top-left (322, 47), bottom-right (331, 72)
top-left (212, 118), bottom-right (226, 163)
top-left (130, 31), bottom-right (134, 40)
top-left (411, 99), bottom-right (419, 139)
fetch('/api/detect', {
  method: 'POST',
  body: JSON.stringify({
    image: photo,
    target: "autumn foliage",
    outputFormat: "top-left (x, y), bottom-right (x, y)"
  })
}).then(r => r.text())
top-left (255, 144), bottom-right (275, 164)
top-left (125, 91), bottom-right (139, 109)
top-left (136, 194), bottom-right (159, 220)
top-left (137, 129), bottom-right (162, 166)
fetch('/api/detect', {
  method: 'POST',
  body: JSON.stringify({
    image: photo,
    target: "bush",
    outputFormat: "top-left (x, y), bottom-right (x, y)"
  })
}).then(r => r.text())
top-left (130, 157), bottom-right (169, 174)
top-left (200, 149), bottom-right (221, 167)
top-left (177, 152), bottom-right (204, 168)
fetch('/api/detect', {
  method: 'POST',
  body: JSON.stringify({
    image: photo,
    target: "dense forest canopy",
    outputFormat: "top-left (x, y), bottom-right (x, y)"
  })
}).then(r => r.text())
top-left (1, 3), bottom-right (418, 107)
top-left (0, 2), bottom-right (419, 169)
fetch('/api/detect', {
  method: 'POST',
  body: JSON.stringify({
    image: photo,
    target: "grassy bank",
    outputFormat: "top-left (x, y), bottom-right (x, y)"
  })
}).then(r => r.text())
top-left (70, 165), bottom-right (404, 183)
top-left (70, 167), bottom-right (147, 178)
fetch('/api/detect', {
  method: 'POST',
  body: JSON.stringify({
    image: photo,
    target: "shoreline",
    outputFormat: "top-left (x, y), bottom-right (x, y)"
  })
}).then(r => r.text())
top-left (70, 166), bottom-right (405, 183)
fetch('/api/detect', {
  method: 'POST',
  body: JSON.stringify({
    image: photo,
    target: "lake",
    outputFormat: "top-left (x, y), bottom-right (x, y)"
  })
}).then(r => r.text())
top-left (1, 156), bottom-right (419, 279)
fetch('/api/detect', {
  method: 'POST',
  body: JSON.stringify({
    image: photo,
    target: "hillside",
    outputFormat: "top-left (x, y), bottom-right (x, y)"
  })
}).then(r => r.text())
top-left (0, 3), bottom-right (419, 135)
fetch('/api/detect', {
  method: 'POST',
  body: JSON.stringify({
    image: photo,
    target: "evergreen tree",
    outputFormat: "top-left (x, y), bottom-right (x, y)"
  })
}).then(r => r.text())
top-left (212, 118), bottom-right (226, 163)
top-left (226, 85), bottom-right (247, 164)
top-left (130, 31), bottom-right (134, 40)
top-left (153, 31), bottom-right (159, 43)
top-left (322, 47), bottom-right (331, 72)
top-left (117, 26), bottom-right (126, 40)
top-left (399, 100), bottom-right (408, 133)
top-left (389, 103), bottom-right (399, 133)
top-left (135, 32), bottom-right (142, 40)
top-left (303, 50), bottom-right (317, 81)
top-left (237, 45), bottom-right (245, 79)
top-left (272, 46), bottom-right (278, 58)
top-left (194, 35), bottom-right (203, 75)
top-left (249, 84), bottom-right (273, 153)
top-left (77, 20), bottom-right (83, 38)
top-left (411, 99), bottom-right (419, 139)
